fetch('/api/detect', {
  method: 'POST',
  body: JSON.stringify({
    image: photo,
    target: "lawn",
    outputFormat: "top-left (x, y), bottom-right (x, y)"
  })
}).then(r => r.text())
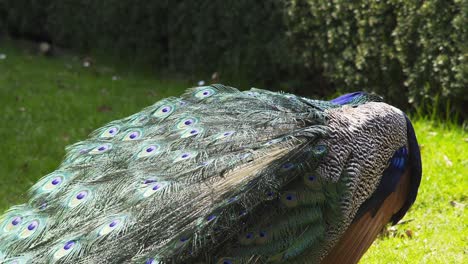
top-left (0, 40), bottom-right (466, 263)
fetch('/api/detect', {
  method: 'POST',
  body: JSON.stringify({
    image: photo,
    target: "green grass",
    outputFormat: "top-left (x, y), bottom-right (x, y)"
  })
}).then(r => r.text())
top-left (0, 41), bottom-right (466, 263)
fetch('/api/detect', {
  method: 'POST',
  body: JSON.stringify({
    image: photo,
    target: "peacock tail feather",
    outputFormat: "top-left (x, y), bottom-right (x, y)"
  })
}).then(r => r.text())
top-left (0, 85), bottom-right (421, 263)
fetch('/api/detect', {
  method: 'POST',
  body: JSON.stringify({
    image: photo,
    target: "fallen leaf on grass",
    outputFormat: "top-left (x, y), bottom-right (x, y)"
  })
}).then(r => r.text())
top-left (405, 229), bottom-right (414, 238)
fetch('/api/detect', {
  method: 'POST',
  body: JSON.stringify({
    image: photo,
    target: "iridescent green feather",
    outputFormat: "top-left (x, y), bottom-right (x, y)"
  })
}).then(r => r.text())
top-left (0, 84), bottom-right (395, 264)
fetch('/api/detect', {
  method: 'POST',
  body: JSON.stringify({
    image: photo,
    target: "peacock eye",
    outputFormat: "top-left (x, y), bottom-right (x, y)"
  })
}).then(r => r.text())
top-left (18, 220), bottom-right (41, 238)
top-left (181, 127), bottom-right (203, 138)
top-left (194, 87), bottom-right (216, 99)
top-left (143, 179), bottom-right (157, 184)
top-left (63, 241), bottom-right (75, 250)
top-left (174, 151), bottom-right (197, 162)
top-left (98, 218), bottom-right (124, 236)
top-left (137, 144), bottom-right (161, 158)
top-left (176, 117), bottom-right (199, 130)
top-left (153, 104), bottom-right (175, 118)
top-left (219, 258), bottom-right (234, 264)
top-left (41, 174), bottom-right (65, 192)
top-left (100, 126), bottom-right (120, 138)
top-left (281, 192), bottom-right (298, 208)
top-left (145, 258), bottom-right (157, 264)
top-left (281, 162), bottom-right (295, 171)
top-left (304, 173), bottom-right (321, 189)
top-left (313, 145), bottom-right (327, 155)
top-left (142, 182), bottom-right (167, 198)
top-left (2, 216), bottom-right (23, 232)
top-left (89, 143), bottom-right (112, 155)
top-left (68, 190), bottom-right (91, 208)
top-left (123, 130), bottom-right (142, 141)
top-left (11, 216), bottom-right (22, 226)
top-left (215, 130), bottom-right (235, 140)
top-left (53, 240), bottom-right (81, 261)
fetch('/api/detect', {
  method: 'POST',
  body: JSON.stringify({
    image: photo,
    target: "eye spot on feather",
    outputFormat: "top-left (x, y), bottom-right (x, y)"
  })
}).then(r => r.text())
top-left (145, 259), bottom-right (155, 264)
top-left (51, 177), bottom-right (62, 186)
top-left (41, 174), bottom-right (65, 192)
top-left (312, 145), bottom-right (327, 156)
top-left (153, 104), bottom-right (175, 118)
top-left (181, 127), bottom-right (204, 138)
top-left (281, 192), bottom-right (298, 208)
top-left (2, 216), bottom-right (22, 232)
top-left (63, 240), bottom-right (75, 250)
top-left (303, 173), bottom-right (321, 189)
top-left (100, 126), bottom-right (120, 138)
top-left (27, 222), bottom-right (37, 231)
top-left (89, 143), bottom-right (112, 155)
top-left (19, 219), bottom-right (41, 238)
top-left (218, 258), bottom-right (234, 264)
top-left (53, 240), bottom-right (80, 261)
top-left (176, 117), bottom-right (199, 130)
top-left (281, 163), bottom-right (295, 171)
top-left (143, 179), bottom-right (157, 184)
top-left (123, 130), bottom-right (142, 141)
top-left (256, 230), bottom-right (268, 245)
top-left (194, 87), bottom-right (216, 99)
top-left (265, 191), bottom-right (276, 200)
top-left (142, 182), bottom-right (167, 198)
top-left (239, 232), bottom-right (255, 245)
top-left (98, 218), bottom-right (124, 236)
top-left (215, 130), bottom-right (235, 140)
top-left (174, 151), bottom-right (197, 162)
top-left (68, 190), bottom-right (91, 208)
top-left (11, 217), bottom-right (22, 226)
top-left (137, 144), bottom-right (162, 158)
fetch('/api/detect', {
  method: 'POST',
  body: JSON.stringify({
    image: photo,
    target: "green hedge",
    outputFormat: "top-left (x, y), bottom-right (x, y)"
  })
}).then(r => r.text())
top-left (0, 0), bottom-right (466, 116)
top-left (288, 0), bottom-right (467, 114)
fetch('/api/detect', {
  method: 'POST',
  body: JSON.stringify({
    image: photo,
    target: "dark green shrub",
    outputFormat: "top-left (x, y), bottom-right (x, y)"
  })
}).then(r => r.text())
top-left (166, 0), bottom-right (291, 86)
top-left (0, 0), bottom-right (465, 116)
top-left (0, 0), bottom-right (50, 40)
top-left (288, 0), bottom-right (467, 115)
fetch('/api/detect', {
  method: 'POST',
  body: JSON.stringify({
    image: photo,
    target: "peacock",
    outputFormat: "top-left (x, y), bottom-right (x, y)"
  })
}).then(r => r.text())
top-left (0, 84), bottom-right (422, 264)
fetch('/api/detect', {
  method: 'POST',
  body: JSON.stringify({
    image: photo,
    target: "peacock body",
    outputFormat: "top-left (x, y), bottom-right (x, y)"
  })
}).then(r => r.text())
top-left (0, 85), bottom-right (421, 263)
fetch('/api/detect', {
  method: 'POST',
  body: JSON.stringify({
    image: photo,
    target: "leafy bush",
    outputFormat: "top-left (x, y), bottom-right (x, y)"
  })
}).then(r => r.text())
top-left (287, 0), bottom-right (467, 115)
top-left (0, 0), bottom-right (465, 116)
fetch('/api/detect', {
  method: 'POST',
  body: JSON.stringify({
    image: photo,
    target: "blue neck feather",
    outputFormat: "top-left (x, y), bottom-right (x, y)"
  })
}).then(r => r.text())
top-left (330, 92), bottom-right (366, 105)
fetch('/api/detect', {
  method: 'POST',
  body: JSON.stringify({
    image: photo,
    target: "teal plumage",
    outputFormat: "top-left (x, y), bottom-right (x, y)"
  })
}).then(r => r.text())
top-left (0, 85), bottom-right (421, 263)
